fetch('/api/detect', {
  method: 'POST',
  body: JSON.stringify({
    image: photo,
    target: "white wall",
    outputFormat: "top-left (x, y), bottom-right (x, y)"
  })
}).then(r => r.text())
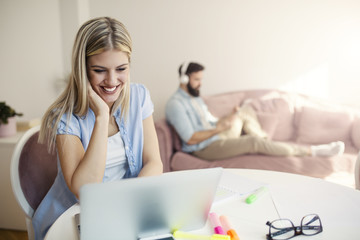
top-left (1, 0), bottom-right (360, 122)
top-left (0, 0), bottom-right (64, 120)
top-left (88, 0), bottom-right (360, 120)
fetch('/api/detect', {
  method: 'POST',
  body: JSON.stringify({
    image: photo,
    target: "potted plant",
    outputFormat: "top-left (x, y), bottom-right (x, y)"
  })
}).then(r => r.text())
top-left (0, 102), bottom-right (23, 137)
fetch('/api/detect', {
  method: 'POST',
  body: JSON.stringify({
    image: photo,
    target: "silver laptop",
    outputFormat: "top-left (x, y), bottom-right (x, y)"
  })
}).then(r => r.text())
top-left (79, 168), bottom-right (223, 240)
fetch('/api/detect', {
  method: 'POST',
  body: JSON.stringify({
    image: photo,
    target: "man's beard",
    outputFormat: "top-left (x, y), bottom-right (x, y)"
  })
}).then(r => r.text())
top-left (187, 83), bottom-right (200, 97)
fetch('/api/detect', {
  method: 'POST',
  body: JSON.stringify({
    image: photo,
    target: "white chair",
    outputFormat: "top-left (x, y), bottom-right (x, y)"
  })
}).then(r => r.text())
top-left (10, 126), bottom-right (57, 240)
top-left (356, 151), bottom-right (360, 190)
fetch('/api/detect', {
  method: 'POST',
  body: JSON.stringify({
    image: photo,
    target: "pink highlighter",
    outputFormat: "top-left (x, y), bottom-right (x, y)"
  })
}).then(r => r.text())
top-left (209, 212), bottom-right (226, 235)
top-left (219, 215), bottom-right (240, 240)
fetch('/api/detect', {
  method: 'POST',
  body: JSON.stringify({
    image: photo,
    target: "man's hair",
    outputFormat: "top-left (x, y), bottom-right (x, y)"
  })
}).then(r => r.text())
top-left (178, 62), bottom-right (205, 77)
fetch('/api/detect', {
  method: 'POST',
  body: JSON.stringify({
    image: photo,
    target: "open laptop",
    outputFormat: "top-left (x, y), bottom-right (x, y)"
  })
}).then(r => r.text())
top-left (79, 167), bottom-right (223, 240)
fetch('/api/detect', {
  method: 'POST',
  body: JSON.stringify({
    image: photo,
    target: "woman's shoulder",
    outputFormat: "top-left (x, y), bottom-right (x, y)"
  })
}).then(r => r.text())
top-left (130, 82), bottom-right (148, 93)
top-left (58, 109), bottom-right (94, 131)
top-left (129, 83), bottom-right (151, 102)
top-left (128, 82), bottom-right (153, 117)
top-left (59, 109), bottom-right (93, 121)
top-left (57, 109), bottom-right (94, 136)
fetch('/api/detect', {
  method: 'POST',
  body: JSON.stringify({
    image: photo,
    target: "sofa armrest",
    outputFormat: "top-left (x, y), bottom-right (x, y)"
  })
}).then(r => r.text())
top-left (155, 118), bottom-right (174, 172)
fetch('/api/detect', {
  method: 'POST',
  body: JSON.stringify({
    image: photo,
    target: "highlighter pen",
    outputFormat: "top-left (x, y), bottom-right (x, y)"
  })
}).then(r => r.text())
top-left (219, 215), bottom-right (240, 240)
top-left (209, 212), bottom-right (226, 235)
top-left (245, 186), bottom-right (267, 204)
top-left (173, 230), bottom-right (230, 240)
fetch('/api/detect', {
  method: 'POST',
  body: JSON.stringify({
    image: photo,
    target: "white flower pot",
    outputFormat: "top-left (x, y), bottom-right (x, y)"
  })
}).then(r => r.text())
top-left (0, 117), bottom-right (17, 137)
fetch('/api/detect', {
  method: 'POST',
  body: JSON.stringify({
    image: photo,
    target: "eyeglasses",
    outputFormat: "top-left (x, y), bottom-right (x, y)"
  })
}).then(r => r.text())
top-left (266, 214), bottom-right (323, 240)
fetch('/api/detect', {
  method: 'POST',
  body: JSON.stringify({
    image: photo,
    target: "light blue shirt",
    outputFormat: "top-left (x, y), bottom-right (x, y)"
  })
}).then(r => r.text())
top-left (32, 83), bottom-right (154, 240)
top-left (165, 88), bottom-right (219, 152)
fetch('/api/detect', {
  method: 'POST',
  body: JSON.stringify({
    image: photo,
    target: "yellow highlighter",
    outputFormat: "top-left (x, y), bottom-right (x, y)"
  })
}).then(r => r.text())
top-left (173, 230), bottom-right (230, 240)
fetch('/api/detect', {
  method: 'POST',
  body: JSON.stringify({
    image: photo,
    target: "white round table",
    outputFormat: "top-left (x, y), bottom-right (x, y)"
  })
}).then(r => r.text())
top-left (45, 169), bottom-right (360, 240)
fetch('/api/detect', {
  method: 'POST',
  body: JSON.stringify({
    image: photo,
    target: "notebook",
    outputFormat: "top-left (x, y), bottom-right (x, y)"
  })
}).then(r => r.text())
top-left (214, 171), bottom-right (266, 204)
top-left (79, 168), bottom-right (223, 240)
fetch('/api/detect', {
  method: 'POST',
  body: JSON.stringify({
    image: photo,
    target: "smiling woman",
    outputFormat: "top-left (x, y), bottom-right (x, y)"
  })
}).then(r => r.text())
top-left (31, 17), bottom-right (163, 240)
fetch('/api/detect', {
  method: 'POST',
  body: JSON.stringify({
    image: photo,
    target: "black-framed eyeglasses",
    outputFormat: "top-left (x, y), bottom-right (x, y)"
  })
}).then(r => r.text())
top-left (266, 214), bottom-right (323, 240)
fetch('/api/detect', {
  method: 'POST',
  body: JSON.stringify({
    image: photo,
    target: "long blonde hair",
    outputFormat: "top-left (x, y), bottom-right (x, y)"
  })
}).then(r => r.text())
top-left (39, 17), bottom-right (132, 152)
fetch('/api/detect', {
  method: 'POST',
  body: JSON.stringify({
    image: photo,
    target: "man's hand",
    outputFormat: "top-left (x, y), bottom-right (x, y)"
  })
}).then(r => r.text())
top-left (233, 106), bottom-right (241, 113)
top-left (216, 113), bottom-right (237, 132)
top-left (187, 112), bottom-right (238, 145)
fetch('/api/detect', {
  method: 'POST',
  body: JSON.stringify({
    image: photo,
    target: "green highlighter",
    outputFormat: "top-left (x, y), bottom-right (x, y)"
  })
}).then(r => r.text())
top-left (246, 186), bottom-right (268, 204)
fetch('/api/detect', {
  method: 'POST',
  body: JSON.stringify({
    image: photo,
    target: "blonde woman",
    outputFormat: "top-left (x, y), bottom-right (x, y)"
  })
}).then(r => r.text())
top-left (34, 17), bottom-right (163, 239)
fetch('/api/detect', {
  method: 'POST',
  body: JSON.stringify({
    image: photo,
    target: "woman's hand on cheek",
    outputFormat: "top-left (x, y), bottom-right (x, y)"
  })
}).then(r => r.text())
top-left (87, 82), bottom-right (110, 117)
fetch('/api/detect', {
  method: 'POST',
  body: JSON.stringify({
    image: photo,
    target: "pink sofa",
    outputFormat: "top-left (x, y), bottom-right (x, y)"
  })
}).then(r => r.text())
top-left (156, 89), bottom-right (360, 183)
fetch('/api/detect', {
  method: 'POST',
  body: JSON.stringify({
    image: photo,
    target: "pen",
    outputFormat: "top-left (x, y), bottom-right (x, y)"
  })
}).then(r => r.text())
top-left (219, 215), bottom-right (240, 240)
top-left (209, 212), bottom-right (226, 235)
top-left (173, 230), bottom-right (230, 240)
top-left (245, 186), bottom-right (267, 204)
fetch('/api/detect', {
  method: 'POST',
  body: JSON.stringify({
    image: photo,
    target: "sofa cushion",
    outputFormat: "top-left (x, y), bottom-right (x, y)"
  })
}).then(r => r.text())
top-left (351, 117), bottom-right (360, 150)
top-left (247, 97), bottom-right (295, 141)
top-left (170, 126), bottom-right (182, 151)
top-left (204, 92), bottom-right (245, 118)
top-left (257, 112), bottom-right (279, 139)
top-left (296, 106), bottom-right (352, 144)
